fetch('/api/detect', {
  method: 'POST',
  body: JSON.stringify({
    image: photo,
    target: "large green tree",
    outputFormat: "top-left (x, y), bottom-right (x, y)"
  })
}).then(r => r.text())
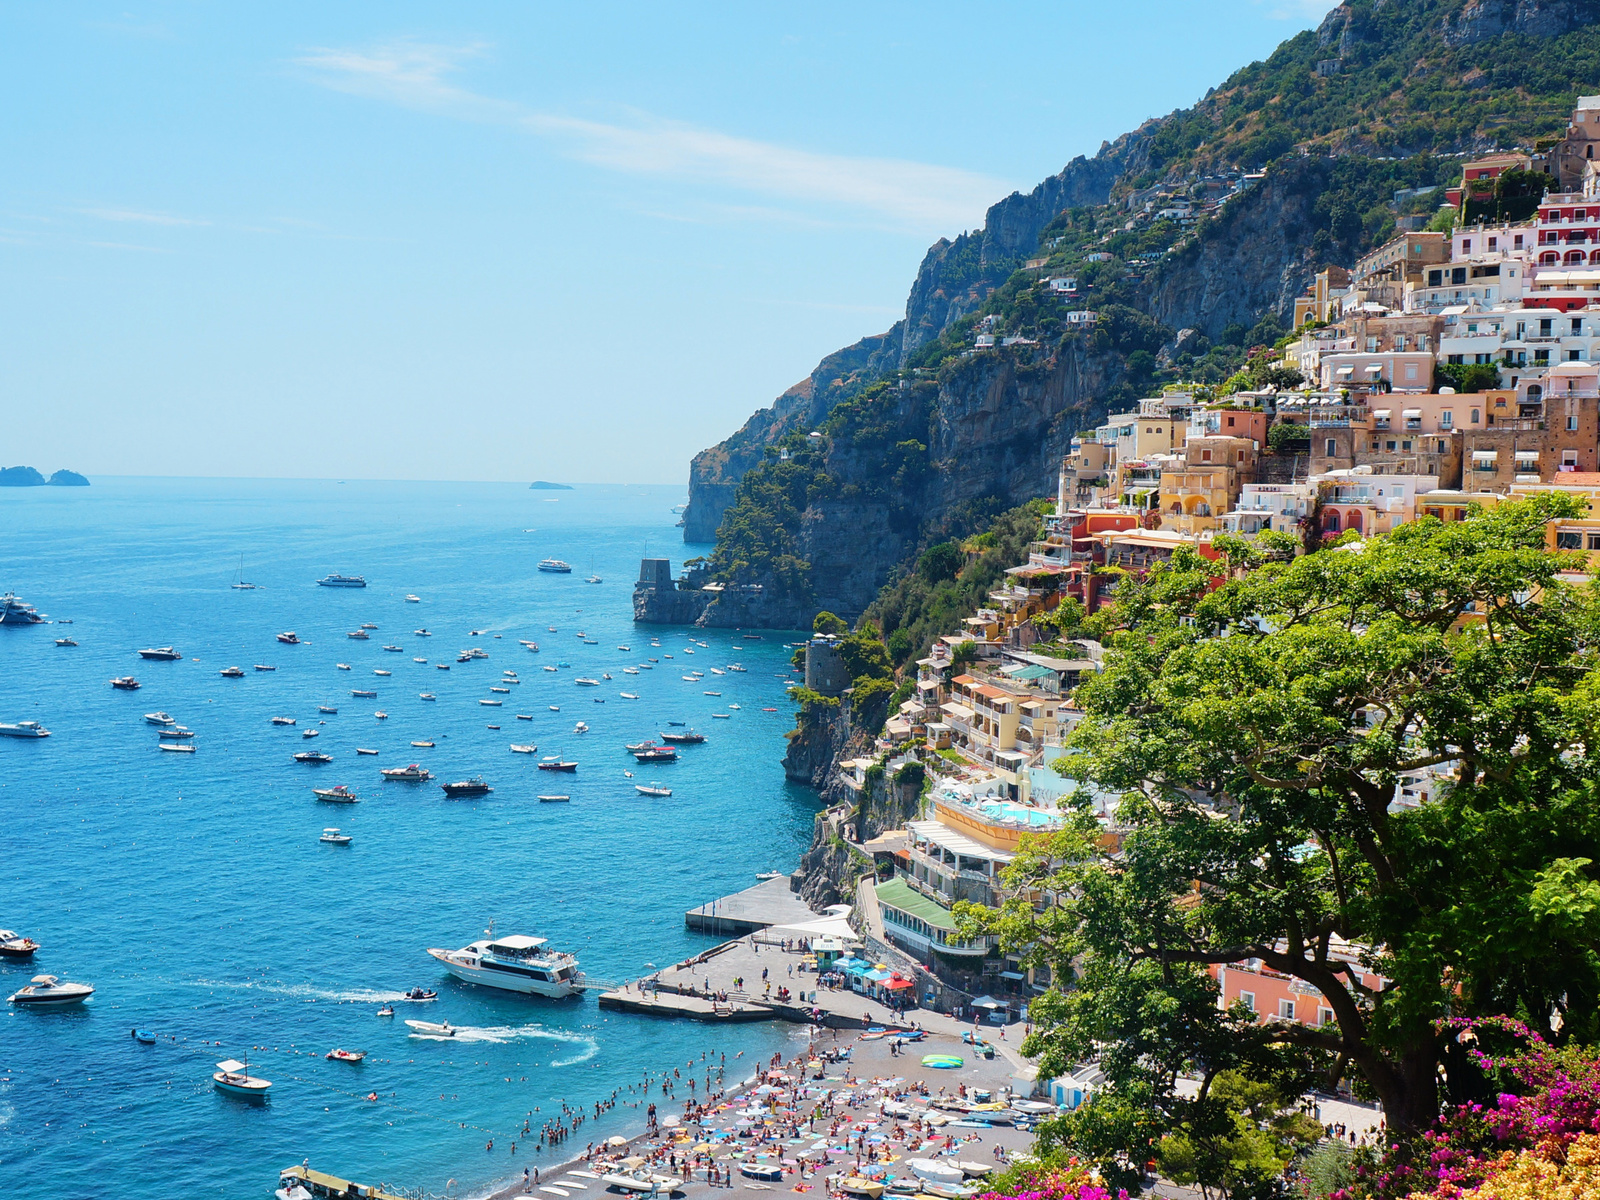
top-left (965, 496), bottom-right (1600, 1173)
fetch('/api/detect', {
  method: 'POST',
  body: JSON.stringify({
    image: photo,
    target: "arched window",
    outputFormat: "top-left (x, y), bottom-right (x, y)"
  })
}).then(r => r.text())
top-left (1543, 251), bottom-right (1561, 265)
top-left (1347, 510), bottom-right (1363, 533)
top-left (1589, 145), bottom-right (1594, 160)
top-left (1528, 385), bottom-right (1543, 402)
top-left (1567, 250), bottom-right (1587, 265)
top-left (1170, 501), bottom-right (1182, 515)
top-left (1323, 510), bottom-right (1341, 532)
top-left (1590, 249), bottom-right (1600, 265)
top-left (1195, 502), bottom-right (1211, 518)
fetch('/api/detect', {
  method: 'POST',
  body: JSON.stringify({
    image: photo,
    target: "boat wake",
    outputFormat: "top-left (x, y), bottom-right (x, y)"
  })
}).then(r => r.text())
top-left (191, 978), bottom-right (415, 1004)
top-left (406, 1022), bottom-right (599, 1063)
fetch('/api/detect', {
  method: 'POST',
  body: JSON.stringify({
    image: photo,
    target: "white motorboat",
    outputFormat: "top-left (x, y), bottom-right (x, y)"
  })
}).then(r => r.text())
top-left (908, 1161), bottom-right (964, 1186)
top-left (373, 669), bottom-right (391, 676)
top-left (620, 692), bottom-right (639, 700)
top-left (320, 828), bottom-right (352, 845)
top-left (301, 728), bottom-right (319, 739)
top-left (213, 1057), bottom-right (271, 1097)
top-left (159, 742), bottom-right (196, 753)
top-left (144, 711), bottom-right (175, 726)
top-left (510, 744), bottom-right (538, 753)
top-left (348, 630), bottom-right (369, 640)
top-left (426, 928), bottom-right (584, 997)
top-left (404, 1019), bottom-right (455, 1036)
top-left (419, 692), bottom-right (436, 700)
top-left (574, 677), bottom-right (600, 687)
top-left (0, 721), bottom-right (51, 738)
top-left (8, 974), bottom-right (93, 1006)
top-left (405, 595), bottom-right (421, 602)
top-left (271, 716), bottom-right (296, 726)
top-left (573, 721), bottom-right (588, 733)
top-left (313, 785), bottom-right (360, 803)
top-left (602, 1170), bottom-right (679, 1193)
top-left (383, 763), bottom-right (432, 781)
top-left (635, 784), bottom-right (672, 797)
top-left (337, 662), bottom-right (351, 670)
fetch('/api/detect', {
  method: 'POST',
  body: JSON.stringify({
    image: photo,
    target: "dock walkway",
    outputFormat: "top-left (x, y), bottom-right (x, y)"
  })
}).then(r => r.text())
top-left (683, 875), bottom-right (813, 936)
top-left (280, 1163), bottom-right (413, 1200)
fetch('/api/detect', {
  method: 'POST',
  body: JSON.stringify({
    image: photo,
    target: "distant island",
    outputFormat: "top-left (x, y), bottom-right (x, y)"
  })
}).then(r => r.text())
top-left (0, 466), bottom-right (89, 487)
top-left (529, 481), bottom-right (573, 490)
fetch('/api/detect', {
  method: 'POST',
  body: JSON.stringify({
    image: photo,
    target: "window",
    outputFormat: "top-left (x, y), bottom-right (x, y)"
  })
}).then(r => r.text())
top-left (1588, 534), bottom-right (1600, 551)
top-left (1542, 318), bottom-right (1555, 336)
top-left (1515, 234), bottom-right (1525, 249)
top-left (1236, 451), bottom-right (1246, 463)
top-left (1279, 999), bottom-right (1297, 1021)
top-left (1226, 415), bottom-right (1235, 427)
top-left (1558, 531), bottom-right (1584, 549)
top-left (1201, 448), bottom-right (1212, 461)
top-left (1575, 318), bottom-right (1585, 335)
top-left (1489, 237), bottom-right (1498, 250)
top-left (1402, 440), bottom-right (1413, 451)
top-left (1386, 440), bottom-right (1397, 452)
top-left (1472, 409), bottom-right (1481, 423)
top-left (1325, 438), bottom-right (1337, 457)
top-left (1441, 411), bottom-right (1453, 428)
top-left (1238, 990), bottom-right (1256, 1014)
top-left (1320, 1007), bottom-right (1335, 1026)
top-left (1572, 350), bottom-right (1583, 362)
top-left (1566, 450), bottom-right (1580, 466)
top-left (1428, 269), bottom-right (1443, 287)
top-left (1461, 239), bottom-right (1472, 253)
top-left (1571, 415), bottom-right (1580, 431)
top-left (1452, 267), bottom-right (1467, 285)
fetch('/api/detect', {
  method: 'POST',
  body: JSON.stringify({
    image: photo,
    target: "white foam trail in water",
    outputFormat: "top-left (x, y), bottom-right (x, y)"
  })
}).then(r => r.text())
top-left (405, 1022), bottom-right (598, 1063)
top-left (192, 978), bottom-right (412, 1003)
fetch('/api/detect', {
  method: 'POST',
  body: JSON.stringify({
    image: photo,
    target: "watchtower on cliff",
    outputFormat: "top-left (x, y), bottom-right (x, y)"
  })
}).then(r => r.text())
top-left (637, 558), bottom-right (673, 590)
top-left (804, 635), bottom-right (851, 697)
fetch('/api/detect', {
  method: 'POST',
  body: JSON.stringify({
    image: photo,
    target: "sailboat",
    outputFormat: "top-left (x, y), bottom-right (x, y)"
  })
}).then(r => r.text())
top-left (231, 554), bottom-right (258, 590)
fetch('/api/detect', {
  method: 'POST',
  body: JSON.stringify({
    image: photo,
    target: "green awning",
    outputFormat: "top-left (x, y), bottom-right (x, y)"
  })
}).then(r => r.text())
top-left (874, 877), bottom-right (959, 932)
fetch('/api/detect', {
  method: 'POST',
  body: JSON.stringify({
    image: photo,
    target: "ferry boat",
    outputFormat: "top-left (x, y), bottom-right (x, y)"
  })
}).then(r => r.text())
top-left (425, 928), bottom-right (584, 997)
top-left (109, 676), bottom-right (141, 691)
top-left (0, 593), bottom-right (45, 625)
top-left (277, 631), bottom-right (300, 644)
top-left (317, 575), bottom-right (367, 588)
top-left (137, 647), bottom-right (182, 661)
top-left (9, 974), bottom-right (93, 1006)
top-left (0, 721), bottom-right (50, 738)
top-left (381, 763), bottom-right (432, 781)
top-left (313, 785), bottom-right (359, 803)
top-left (537, 559), bottom-right (572, 573)
top-left (219, 666), bottom-right (245, 677)
top-left (212, 1056), bottom-right (271, 1097)
top-left (440, 777), bottom-right (492, 798)
top-left (0, 930), bottom-right (39, 958)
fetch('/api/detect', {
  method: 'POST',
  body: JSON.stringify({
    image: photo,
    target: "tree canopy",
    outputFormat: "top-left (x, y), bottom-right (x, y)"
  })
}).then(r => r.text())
top-left (964, 495), bottom-right (1600, 1188)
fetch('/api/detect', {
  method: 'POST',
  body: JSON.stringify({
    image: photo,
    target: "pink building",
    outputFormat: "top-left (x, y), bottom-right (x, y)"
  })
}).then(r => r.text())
top-left (1211, 943), bottom-right (1387, 1029)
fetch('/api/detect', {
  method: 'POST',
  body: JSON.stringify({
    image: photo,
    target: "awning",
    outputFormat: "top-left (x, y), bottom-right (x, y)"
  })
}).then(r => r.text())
top-left (883, 977), bottom-right (915, 990)
top-left (908, 819), bottom-right (1016, 864)
top-left (1402, 408), bottom-right (1422, 419)
top-left (1366, 363), bottom-right (1384, 373)
top-left (1372, 409), bottom-right (1392, 419)
top-left (1336, 366), bottom-right (1355, 376)
top-left (1515, 451), bottom-right (1540, 462)
top-left (970, 996), bottom-right (1007, 1009)
top-left (939, 702), bottom-right (975, 722)
top-left (999, 970), bottom-right (1028, 981)
top-left (1472, 450), bottom-right (1499, 462)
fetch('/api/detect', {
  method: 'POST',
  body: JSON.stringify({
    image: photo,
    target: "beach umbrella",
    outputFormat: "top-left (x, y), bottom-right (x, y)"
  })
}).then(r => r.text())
top-left (608, 1136), bottom-right (629, 1147)
top-left (622, 1156), bottom-right (647, 1168)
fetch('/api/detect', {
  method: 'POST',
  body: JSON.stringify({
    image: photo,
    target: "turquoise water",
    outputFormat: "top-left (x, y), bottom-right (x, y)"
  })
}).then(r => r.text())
top-left (0, 479), bottom-right (815, 1199)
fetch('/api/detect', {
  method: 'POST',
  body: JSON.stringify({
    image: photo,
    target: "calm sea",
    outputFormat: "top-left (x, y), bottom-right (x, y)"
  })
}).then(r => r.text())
top-left (0, 478), bottom-right (815, 1200)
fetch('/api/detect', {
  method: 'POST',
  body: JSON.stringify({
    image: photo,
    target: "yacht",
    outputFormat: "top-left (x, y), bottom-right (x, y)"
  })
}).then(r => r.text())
top-left (317, 575), bottom-right (367, 588)
top-left (213, 1057), bottom-right (271, 1098)
top-left (574, 677), bottom-right (600, 687)
top-left (586, 575), bottom-right (602, 584)
top-left (109, 676), bottom-right (141, 691)
top-left (0, 930), bottom-right (39, 958)
top-left (347, 629), bottom-right (369, 640)
top-left (425, 928), bottom-right (584, 997)
top-left (660, 730), bottom-right (705, 744)
top-left (405, 594), bottom-right (421, 603)
top-left (277, 631), bottom-right (300, 644)
top-left (382, 764), bottom-right (431, 781)
top-left (360, 622), bottom-right (378, 630)
top-left (0, 593), bottom-right (46, 624)
top-left (219, 666), bottom-right (245, 678)
top-left (440, 777), bottom-right (492, 798)
top-left (54, 637), bottom-right (77, 646)
top-left (137, 647), bottom-right (182, 661)
top-left (313, 785), bottom-right (359, 803)
top-left (537, 559), bottom-right (572, 573)
top-left (301, 728), bottom-right (319, 739)
top-left (231, 555), bottom-right (257, 590)
top-left (0, 721), bottom-right (50, 738)
top-left (320, 828), bottom-right (352, 845)
top-left (9, 974), bottom-right (93, 1006)
top-left (295, 751), bottom-right (333, 764)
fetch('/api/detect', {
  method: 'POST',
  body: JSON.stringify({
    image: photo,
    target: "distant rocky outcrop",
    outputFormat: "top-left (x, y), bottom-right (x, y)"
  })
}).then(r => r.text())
top-left (529, 480), bottom-right (573, 490)
top-left (0, 467), bottom-right (88, 487)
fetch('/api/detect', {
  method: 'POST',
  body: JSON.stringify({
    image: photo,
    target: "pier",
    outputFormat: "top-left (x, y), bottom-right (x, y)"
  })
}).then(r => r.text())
top-left (279, 1163), bottom-right (416, 1200)
top-left (682, 875), bottom-right (813, 936)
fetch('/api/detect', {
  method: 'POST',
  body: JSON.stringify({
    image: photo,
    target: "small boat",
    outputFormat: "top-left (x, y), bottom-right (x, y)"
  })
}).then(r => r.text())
top-left (347, 630), bottom-right (370, 640)
top-left (510, 744), bottom-right (538, 754)
top-left (301, 729), bottom-right (319, 739)
top-left (538, 794), bottom-right (571, 803)
top-left (490, 686), bottom-right (510, 693)
top-left (0, 930), bottom-right (40, 958)
top-left (405, 594), bottom-right (421, 603)
top-left (277, 632), bottom-right (300, 644)
top-left (54, 637), bottom-right (77, 646)
top-left (549, 705), bottom-right (560, 711)
top-left (133, 1028), bottom-right (158, 1044)
top-left (617, 645), bottom-right (630, 651)
top-left (337, 663), bottom-right (351, 670)
top-left (158, 725), bottom-right (196, 739)
top-left (374, 711), bottom-right (387, 719)
top-left (159, 742), bottom-right (196, 753)
top-left (320, 828), bottom-right (352, 844)
top-left (543, 665), bottom-right (558, 672)
top-left (376, 1006), bottom-right (395, 1017)
top-left (213, 1057), bottom-right (271, 1097)
top-left (271, 716), bottom-right (297, 726)
top-left (622, 667), bottom-right (639, 675)
top-left (436, 663), bottom-right (450, 670)
top-left (356, 748), bottom-right (378, 755)
top-left (659, 730), bottom-right (705, 744)
top-left (480, 699), bottom-right (503, 706)
top-left (728, 703), bottom-right (741, 709)
top-left (573, 721), bottom-right (589, 733)
top-left (254, 664), bottom-right (276, 672)
top-left (416, 629), bottom-right (432, 636)
top-left (574, 677), bottom-right (600, 687)
top-left (709, 668), bottom-right (725, 676)
top-left (419, 692), bottom-right (436, 700)
top-left (755, 871), bottom-right (783, 880)
top-left (360, 622), bottom-right (378, 630)
top-left (586, 575), bottom-right (602, 584)
top-left (632, 746), bottom-right (678, 763)
top-left (351, 689), bottom-right (377, 698)
top-left (517, 714), bottom-right (533, 720)
top-left (414, 656), bottom-right (427, 663)
top-left (138, 646), bottom-right (182, 661)
top-left (908, 1162), bottom-right (965, 1186)
top-left (955, 1163), bottom-right (994, 1179)
top-left (317, 575), bottom-right (367, 588)
top-left (601, 672), bottom-right (612, 680)
top-left (620, 692), bottom-right (639, 700)
top-left (703, 691), bottom-right (721, 696)
top-left (712, 713), bottom-right (729, 719)
top-left (109, 676), bottom-right (141, 691)
top-left (635, 784), bottom-right (672, 797)
top-left (441, 777), bottom-right (492, 798)
top-left (318, 706), bottom-right (338, 714)
top-left (382, 764), bottom-right (431, 780)
top-left (216, 666), bottom-right (245, 678)
top-left (602, 1171), bottom-right (679, 1194)
top-left (727, 665), bottom-right (747, 673)
top-left (326, 1048), bottom-right (365, 1062)
top-left (399, 987), bottom-right (437, 1001)
top-left (373, 669), bottom-right (391, 676)
top-left (313, 786), bottom-right (359, 803)
top-left (404, 1019), bottom-right (454, 1036)
top-left (0, 720), bottom-right (50, 738)
top-left (840, 1180), bottom-right (885, 1199)
top-left (295, 751), bottom-right (333, 764)
top-left (538, 759), bottom-right (578, 772)
top-left (411, 740), bottom-right (435, 748)
top-left (9, 974), bottom-right (94, 1006)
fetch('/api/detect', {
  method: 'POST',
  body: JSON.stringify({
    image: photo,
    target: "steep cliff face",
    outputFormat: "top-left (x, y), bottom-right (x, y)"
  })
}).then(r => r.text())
top-left (1440, 0), bottom-right (1600, 45)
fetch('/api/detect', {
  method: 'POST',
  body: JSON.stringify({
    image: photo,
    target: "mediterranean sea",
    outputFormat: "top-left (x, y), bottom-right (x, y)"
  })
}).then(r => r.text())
top-left (0, 478), bottom-right (815, 1199)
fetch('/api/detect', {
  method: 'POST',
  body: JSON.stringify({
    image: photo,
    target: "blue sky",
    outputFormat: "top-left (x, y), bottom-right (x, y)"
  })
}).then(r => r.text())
top-left (0, 2), bottom-right (1336, 484)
